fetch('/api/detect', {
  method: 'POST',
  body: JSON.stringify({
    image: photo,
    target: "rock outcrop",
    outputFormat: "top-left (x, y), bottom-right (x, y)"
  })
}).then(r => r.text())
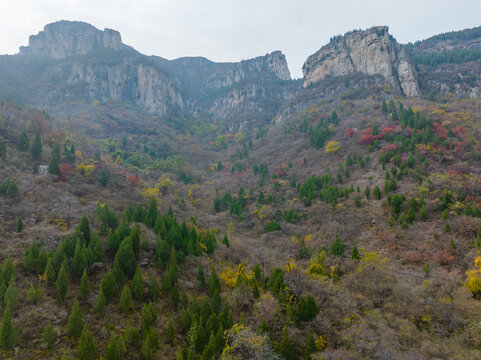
top-left (302, 26), bottom-right (420, 97)
top-left (19, 21), bottom-right (124, 59)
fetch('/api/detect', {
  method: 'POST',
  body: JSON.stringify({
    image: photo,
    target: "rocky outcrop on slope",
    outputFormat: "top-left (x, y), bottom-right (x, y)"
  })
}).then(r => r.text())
top-left (302, 26), bottom-right (420, 97)
top-left (19, 21), bottom-right (125, 59)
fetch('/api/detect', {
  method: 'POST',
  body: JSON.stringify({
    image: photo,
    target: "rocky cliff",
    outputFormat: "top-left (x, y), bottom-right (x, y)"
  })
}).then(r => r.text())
top-left (19, 21), bottom-right (125, 59)
top-left (302, 26), bottom-right (420, 97)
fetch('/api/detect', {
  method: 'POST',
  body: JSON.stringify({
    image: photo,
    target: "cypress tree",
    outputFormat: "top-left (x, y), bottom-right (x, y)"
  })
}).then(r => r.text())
top-left (141, 302), bottom-right (157, 330)
top-left (131, 266), bottom-right (143, 301)
top-left (56, 264), bottom-right (69, 301)
top-left (42, 321), bottom-right (55, 350)
top-left (67, 297), bottom-right (84, 341)
top-left (141, 327), bottom-right (159, 360)
top-left (0, 306), bottom-right (17, 350)
top-left (146, 198), bottom-right (158, 228)
top-left (80, 269), bottom-right (90, 301)
top-left (119, 284), bottom-right (133, 314)
top-left (114, 237), bottom-right (136, 278)
top-left (202, 332), bottom-right (217, 359)
top-left (77, 324), bottom-right (96, 360)
top-left (381, 99), bottom-right (388, 114)
top-left (4, 279), bottom-right (18, 309)
top-left (31, 132), bottom-right (42, 160)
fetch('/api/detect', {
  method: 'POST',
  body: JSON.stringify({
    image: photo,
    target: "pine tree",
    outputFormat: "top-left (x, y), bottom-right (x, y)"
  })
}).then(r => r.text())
top-left (48, 143), bottom-right (61, 175)
top-left (55, 264), bottom-right (68, 301)
top-left (100, 271), bottom-right (118, 303)
top-left (256, 318), bottom-right (269, 334)
top-left (0, 306), bottom-right (18, 351)
top-left (381, 99), bottom-right (388, 114)
top-left (78, 215), bottom-right (91, 245)
top-left (208, 268), bottom-right (220, 297)
top-left (141, 327), bottom-right (159, 360)
top-left (99, 167), bottom-right (108, 187)
top-left (146, 197), bottom-right (158, 228)
top-left (0, 138), bottom-right (6, 158)
top-left (67, 297), bottom-right (84, 341)
top-left (80, 269), bottom-right (90, 301)
top-left (42, 321), bottom-right (55, 350)
top-left (94, 288), bottom-right (106, 314)
top-left (114, 237), bottom-right (136, 278)
top-left (45, 257), bottom-right (56, 286)
top-left (166, 317), bottom-right (175, 346)
top-left (131, 266), bottom-right (143, 301)
top-left (296, 295), bottom-right (319, 322)
top-left (15, 217), bottom-right (23, 232)
top-left (31, 132), bottom-right (42, 160)
top-left (141, 302), bottom-right (157, 330)
top-left (148, 277), bottom-right (160, 302)
top-left (364, 186), bottom-right (370, 199)
top-left (279, 327), bottom-right (294, 360)
top-left (202, 332), bottom-right (217, 359)
top-left (119, 284), bottom-right (133, 314)
top-left (222, 234), bottom-right (230, 248)
top-left (171, 284), bottom-right (180, 309)
top-left (351, 244), bottom-right (361, 260)
top-left (374, 185), bottom-right (382, 200)
top-left (4, 279), bottom-right (18, 309)
top-left (197, 263), bottom-right (205, 289)
top-left (303, 328), bottom-right (316, 360)
top-left (16, 130), bottom-right (29, 152)
top-left (105, 332), bottom-right (126, 360)
top-left (77, 324), bottom-right (96, 360)
top-left (329, 235), bottom-right (345, 256)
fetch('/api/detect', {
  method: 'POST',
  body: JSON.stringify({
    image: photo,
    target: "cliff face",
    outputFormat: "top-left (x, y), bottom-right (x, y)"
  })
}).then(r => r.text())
top-left (8, 21), bottom-right (294, 126)
top-left (19, 21), bottom-right (124, 59)
top-left (302, 26), bottom-right (420, 97)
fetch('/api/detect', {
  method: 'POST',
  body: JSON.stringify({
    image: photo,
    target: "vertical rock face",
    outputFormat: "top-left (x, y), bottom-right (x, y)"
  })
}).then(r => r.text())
top-left (19, 21), bottom-right (123, 59)
top-left (302, 26), bottom-right (420, 97)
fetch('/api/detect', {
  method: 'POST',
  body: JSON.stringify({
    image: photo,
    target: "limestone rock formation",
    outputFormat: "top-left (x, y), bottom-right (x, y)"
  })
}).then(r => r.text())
top-left (302, 26), bottom-right (420, 97)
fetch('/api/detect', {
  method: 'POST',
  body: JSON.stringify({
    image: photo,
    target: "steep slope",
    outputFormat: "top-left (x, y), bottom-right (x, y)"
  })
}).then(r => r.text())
top-left (302, 26), bottom-right (420, 97)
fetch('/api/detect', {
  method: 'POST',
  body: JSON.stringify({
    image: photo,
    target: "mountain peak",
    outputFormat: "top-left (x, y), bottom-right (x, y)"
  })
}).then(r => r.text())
top-left (19, 20), bottom-right (124, 59)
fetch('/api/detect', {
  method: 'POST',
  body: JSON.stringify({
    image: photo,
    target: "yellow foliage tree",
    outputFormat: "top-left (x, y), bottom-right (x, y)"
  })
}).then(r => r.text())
top-left (324, 141), bottom-right (341, 154)
top-left (77, 164), bottom-right (95, 176)
top-left (465, 256), bottom-right (481, 299)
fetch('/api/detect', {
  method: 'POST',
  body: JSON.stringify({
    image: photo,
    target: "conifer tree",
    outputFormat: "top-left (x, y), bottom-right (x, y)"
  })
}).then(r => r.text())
top-left (94, 288), bottom-right (106, 314)
top-left (15, 217), bottom-right (23, 232)
top-left (146, 198), bottom-right (158, 228)
top-left (279, 327), bottom-right (294, 360)
top-left (256, 318), bottom-right (269, 335)
top-left (131, 266), bottom-right (143, 301)
top-left (114, 237), bottom-right (136, 278)
top-left (100, 271), bottom-right (118, 303)
top-left (80, 269), bottom-right (90, 301)
top-left (48, 143), bottom-right (61, 175)
top-left (16, 130), bottom-right (29, 152)
top-left (202, 332), bottom-right (217, 360)
top-left (303, 328), bottom-right (316, 360)
top-left (141, 302), bottom-right (157, 330)
top-left (197, 263), bottom-right (205, 289)
top-left (42, 321), bottom-right (55, 350)
top-left (208, 268), bottom-right (220, 297)
top-left (141, 327), bottom-right (159, 360)
top-left (171, 284), bottom-right (180, 309)
top-left (31, 132), bottom-right (42, 160)
top-left (56, 263), bottom-right (69, 301)
top-left (166, 317), bottom-right (175, 346)
top-left (222, 234), bottom-right (230, 248)
top-left (351, 244), bottom-right (361, 260)
top-left (67, 297), bottom-right (84, 341)
top-left (78, 215), bottom-right (91, 245)
top-left (148, 277), bottom-right (160, 302)
top-left (106, 332), bottom-right (126, 360)
top-left (45, 257), bottom-right (56, 286)
top-left (4, 279), bottom-right (18, 309)
top-left (0, 138), bottom-right (6, 159)
top-left (0, 306), bottom-right (17, 351)
top-left (77, 324), bottom-right (96, 360)
top-left (119, 284), bottom-right (133, 314)
top-left (381, 99), bottom-right (388, 114)
top-left (329, 235), bottom-right (345, 256)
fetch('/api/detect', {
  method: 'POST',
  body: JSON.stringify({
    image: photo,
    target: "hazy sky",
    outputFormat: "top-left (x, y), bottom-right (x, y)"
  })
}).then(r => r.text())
top-left (0, 0), bottom-right (480, 78)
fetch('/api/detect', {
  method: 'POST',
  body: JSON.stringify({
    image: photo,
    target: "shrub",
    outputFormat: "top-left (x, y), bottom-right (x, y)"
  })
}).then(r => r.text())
top-left (264, 220), bottom-right (281, 233)
top-left (296, 295), bottom-right (319, 322)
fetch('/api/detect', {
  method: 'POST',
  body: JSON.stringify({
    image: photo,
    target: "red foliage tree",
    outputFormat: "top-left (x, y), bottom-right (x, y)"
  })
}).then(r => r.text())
top-left (127, 175), bottom-right (140, 187)
top-left (58, 163), bottom-right (73, 182)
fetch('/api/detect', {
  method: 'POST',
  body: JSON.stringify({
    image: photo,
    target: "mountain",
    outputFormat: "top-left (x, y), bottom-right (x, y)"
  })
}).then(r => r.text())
top-left (302, 26), bottom-right (420, 97)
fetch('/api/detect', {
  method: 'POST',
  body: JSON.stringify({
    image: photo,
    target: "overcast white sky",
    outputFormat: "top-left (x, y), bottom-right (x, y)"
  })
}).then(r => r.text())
top-left (0, 0), bottom-right (480, 78)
